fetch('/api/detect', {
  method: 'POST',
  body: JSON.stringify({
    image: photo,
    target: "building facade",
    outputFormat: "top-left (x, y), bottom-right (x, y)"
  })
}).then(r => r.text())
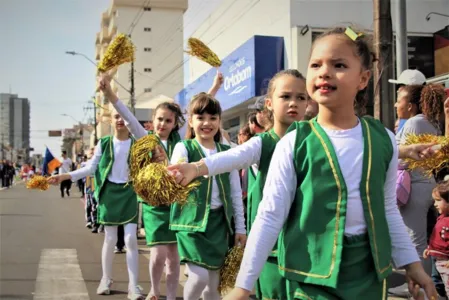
top-left (94, 0), bottom-right (188, 143)
top-left (179, 0), bottom-right (449, 141)
top-left (0, 93), bottom-right (30, 162)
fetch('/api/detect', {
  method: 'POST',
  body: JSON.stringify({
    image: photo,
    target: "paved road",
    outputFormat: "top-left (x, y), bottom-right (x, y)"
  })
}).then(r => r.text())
top-left (0, 182), bottom-right (409, 300)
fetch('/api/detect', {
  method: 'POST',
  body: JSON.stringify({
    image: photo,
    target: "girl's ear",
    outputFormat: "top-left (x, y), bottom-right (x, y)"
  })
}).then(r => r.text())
top-left (265, 97), bottom-right (273, 111)
top-left (359, 70), bottom-right (371, 90)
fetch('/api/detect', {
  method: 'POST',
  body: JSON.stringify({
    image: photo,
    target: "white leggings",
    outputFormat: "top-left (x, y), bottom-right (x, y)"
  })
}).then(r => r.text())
top-left (183, 263), bottom-right (220, 300)
top-left (148, 244), bottom-right (180, 300)
top-left (102, 224), bottom-right (139, 289)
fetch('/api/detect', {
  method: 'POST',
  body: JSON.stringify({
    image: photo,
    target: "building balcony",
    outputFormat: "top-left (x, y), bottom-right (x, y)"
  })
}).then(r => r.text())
top-left (108, 17), bottom-right (117, 38)
top-left (95, 43), bottom-right (101, 60)
top-left (100, 26), bottom-right (111, 44)
top-left (101, 11), bottom-right (110, 27)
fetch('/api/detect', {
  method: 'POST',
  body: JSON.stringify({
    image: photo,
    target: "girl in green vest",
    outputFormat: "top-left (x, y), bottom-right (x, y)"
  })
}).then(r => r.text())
top-left (100, 75), bottom-right (184, 300)
top-left (169, 92), bottom-right (247, 300)
top-left (168, 69), bottom-right (308, 299)
top-left (48, 107), bottom-right (145, 300)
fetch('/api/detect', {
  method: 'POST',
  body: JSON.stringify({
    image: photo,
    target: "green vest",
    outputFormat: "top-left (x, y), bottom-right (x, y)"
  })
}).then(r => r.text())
top-left (94, 135), bottom-right (135, 199)
top-left (169, 139), bottom-right (234, 234)
top-left (278, 117), bottom-right (393, 288)
top-left (247, 129), bottom-right (280, 256)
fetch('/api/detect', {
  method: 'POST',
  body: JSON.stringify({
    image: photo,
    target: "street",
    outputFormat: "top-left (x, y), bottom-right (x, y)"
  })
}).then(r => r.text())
top-left (0, 182), bottom-right (407, 300)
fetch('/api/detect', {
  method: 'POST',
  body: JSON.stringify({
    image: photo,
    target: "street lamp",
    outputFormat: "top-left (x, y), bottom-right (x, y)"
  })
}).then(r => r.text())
top-left (61, 114), bottom-right (84, 156)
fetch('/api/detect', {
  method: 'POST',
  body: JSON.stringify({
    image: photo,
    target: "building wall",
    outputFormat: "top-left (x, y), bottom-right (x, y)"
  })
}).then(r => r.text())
top-left (0, 94), bottom-right (30, 161)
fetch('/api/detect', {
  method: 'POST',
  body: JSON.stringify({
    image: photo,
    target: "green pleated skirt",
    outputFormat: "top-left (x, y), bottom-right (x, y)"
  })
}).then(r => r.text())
top-left (143, 204), bottom-right (177, 247)
top-left (98, 181), bottom-right (138, 225)
top-left (175, 207), bottom-right (229, 270)
top-left (287, 234), bottom-right (386, 300)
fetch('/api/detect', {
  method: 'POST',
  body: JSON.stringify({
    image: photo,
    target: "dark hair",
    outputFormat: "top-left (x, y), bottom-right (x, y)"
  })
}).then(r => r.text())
top-left (264, 69), bottom-right (306, 128)
top-left (62, 151), bottom-right (67, 155)
top-left (312, 27), bottom-right (375, 116)
top-left (421, 84), bottom-right (446, 130)
top-left (240, 123), bottom-right (253, 136)
top-left (247, 111), bottom-right (262, 128)
top-left (433, 181), bottom-right (449, 202)
top-left (186, 92), bottom-right (222, 142)
top-left (153, 102), bottom-right (186, 132)
top-left (401, 84), bottom-right (424, 112)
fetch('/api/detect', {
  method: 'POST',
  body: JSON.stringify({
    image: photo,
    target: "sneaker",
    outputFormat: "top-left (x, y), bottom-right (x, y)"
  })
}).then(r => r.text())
top-left (86, 222), bottom-right (92, 229)
top-left (128, 285), bottom-right (144, 300)
top-left (91, 226), bottom-right (98, 233)
top-left (388, 283), bottom-right (409, 297)
top-left (96, 278), bottom-right (113, 295)
top-left (145, 294), bottom-right (157, 300)
top-left (114, 246), bottom-right (122, 254)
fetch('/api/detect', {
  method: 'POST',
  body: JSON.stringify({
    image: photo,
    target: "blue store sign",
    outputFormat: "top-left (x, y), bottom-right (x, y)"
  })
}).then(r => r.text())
top-left (176, 35), bottom-right (284, 112)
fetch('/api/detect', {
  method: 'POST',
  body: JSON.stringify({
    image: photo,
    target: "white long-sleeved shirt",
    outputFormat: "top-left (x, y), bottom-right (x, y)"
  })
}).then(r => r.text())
top-left (70, 137), bottom-right (132, 183)
top-left (204, 136), bottom-right (263, 177)
top-left (171, 142), bottom-right (246, 234)
top-left (235, 122), bottom-right (420, 291)
top-left (113, 100), bottom-right (148, 140)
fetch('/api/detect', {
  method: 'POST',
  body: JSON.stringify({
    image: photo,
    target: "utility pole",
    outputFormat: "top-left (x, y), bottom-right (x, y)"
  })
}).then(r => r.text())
top-left (373, 0), bottom-right (395, 130)
top-left (394, 0), bottom-right (408, 75)
top-left (83, 99), bottom-right (98, 145)
top-left (129, 34), bottom-right (136, 115)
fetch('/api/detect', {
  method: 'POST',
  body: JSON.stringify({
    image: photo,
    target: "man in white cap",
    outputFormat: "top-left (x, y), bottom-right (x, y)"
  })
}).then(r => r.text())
top-left (389, 69), bottom-right (427, 87)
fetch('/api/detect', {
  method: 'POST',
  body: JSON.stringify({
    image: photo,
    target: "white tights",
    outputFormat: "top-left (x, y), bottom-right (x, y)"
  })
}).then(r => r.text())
top-left (102, 224), bottom-right (139, 289)
top-left (148, 244), bottom-right (180, 300)
top-left (183, 263), bottom-right (220, 300)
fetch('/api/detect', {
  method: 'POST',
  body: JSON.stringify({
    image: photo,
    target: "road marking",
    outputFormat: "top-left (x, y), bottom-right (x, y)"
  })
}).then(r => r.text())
top-left (33, 249), bottom-right (89, 300)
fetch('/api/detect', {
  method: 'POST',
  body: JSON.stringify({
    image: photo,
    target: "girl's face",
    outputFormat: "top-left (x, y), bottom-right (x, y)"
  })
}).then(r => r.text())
top-left (238, 130), bottom-right (250, 144)
top-left (434, 193), bottom-right (449, 216)
top-left (266, 75), bottom-right (308, 126)
top-left (307, 35), bottom-right (371, 111)
top-left (111, 109), bottom-right (128, 133)
top-left (153, 108), bottom-right (176, 140)
top-left (189, 113), bottom-right (220, 142)
top-left (395, 88), bottom-right (414, 119)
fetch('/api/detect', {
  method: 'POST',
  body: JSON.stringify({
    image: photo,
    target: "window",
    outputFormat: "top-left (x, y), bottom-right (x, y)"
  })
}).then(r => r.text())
top-left (144, 27), bottom-right (151, 32)
top-left (144, 7), bottom-right (151, 11)
top-left (144, 47), bottom-right (152, 52)
top-left (144, 88), bottom-right (152, 93)
top-left (144, 68), bottom-right (152, 72)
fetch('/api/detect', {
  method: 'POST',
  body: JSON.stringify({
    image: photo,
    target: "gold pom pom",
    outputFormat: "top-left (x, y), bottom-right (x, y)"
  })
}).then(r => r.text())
top-left (97, 33), bottom-right (135, 73)
top-left (219, 246), bottom-right (244, 295)
top-left (403, 133), bottom-right (449, 176)
top-left (26, 176), bottom-right (50, 191)
top-left (130, 134), bottom-right (200, 206)
top-left (133, 163), bottom-right (200, 206)
top-left (185, 38), bottom-right (222, 67)
top-left (129, 134), bottom-right (160, 179)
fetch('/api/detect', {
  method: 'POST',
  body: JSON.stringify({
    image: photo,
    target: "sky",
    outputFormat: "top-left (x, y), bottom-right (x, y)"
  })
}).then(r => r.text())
top-left (0, 0), bottom-right (222, 158)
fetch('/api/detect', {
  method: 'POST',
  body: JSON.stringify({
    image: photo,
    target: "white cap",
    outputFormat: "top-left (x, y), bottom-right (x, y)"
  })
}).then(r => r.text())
top-left (389, 69), bottom-right (426, 85)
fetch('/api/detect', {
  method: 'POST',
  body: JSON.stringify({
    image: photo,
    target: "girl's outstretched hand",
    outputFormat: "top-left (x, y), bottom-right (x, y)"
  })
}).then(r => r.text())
top-left (405, 262), bottom-right (438, 300)
top-left (167, 162), bottom-right (199, 186)
top-left (47, 174), bottom-right (71, 185)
